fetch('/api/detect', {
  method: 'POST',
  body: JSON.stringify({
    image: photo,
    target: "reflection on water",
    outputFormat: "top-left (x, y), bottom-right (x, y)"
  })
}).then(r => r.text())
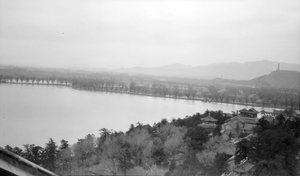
top-left (0, 84), bottom-right (276, 147)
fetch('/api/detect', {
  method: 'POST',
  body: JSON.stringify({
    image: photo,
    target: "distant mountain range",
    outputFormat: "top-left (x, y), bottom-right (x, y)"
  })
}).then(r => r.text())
top-left (115, 60), bottom-right (300, 80)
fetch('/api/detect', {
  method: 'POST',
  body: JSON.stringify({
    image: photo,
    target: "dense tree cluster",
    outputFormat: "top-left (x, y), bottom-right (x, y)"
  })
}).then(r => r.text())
top-left (5, 138), bottom-right (59, 171)
top-left (235, 115), bottom-right (300, 176)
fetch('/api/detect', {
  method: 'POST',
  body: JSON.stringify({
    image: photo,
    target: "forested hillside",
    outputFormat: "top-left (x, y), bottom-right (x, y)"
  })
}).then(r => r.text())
top-left (3, 111), bottom-right (230, 175)
top-left (4, 110), bottom-right (300, 176)
top-left (251, 70), bottom-right (300, 90)
top-left (5, 111), bottom-right (300, 176)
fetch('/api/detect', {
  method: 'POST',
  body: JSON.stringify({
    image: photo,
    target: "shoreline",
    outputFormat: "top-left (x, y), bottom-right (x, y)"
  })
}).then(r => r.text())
top-left (127, 92), bottom-right (287, 111)
top-left (1, 81), bottom-right (296, 110)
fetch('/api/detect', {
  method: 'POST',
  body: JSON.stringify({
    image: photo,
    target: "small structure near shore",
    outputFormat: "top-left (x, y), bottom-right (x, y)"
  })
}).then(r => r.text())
top-left (260, 109), bottom-right (284, 117)
top-left (0, 147), bottom-right (58, 176)
top-left (239, 108), bottom-right (259, 118)
top-left (198, 113), bottom-right (217, 130)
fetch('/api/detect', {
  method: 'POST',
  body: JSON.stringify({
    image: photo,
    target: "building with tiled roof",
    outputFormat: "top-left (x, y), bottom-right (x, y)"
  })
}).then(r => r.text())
top-left (201, 113), bottom-right (218, 122)
top-left (198, 113), bottom-right (217, 130)
top-left (221, 108), bottom-right (259, 139)
top-left (261, 109), bottom-right (284, 117)
top-left (221, 116), bottom-right (257, 139)
top-left (239, 108), bottom-right (259, 118)
top-left (218, 143), bottom-right (236, 156)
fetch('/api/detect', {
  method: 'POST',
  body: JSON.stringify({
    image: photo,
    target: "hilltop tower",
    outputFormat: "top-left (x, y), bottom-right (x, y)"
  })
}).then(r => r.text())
top-left (277, 63), bottom-right (280, 71)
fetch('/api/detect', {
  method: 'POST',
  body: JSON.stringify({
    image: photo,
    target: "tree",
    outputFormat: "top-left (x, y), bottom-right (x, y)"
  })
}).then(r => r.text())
top-left (284, 93), bottom-right (290, 108)
top-left (22, 144), bottom-right (44, 165)
top-left (43, 138), bottom-right (58, 171)
top-left (201, 91), bottom-right (209, 101)
top-left (212, 153), bottom-right (230, 175)
top-left (187, 85), bottom-right (197, 100)
top-left (129, 82), bottom-right (137, 93)
top-left (4, 145), bottom-right (13, 152)
top-left (59, 139), bottom-right (69, 150)
top-left (101, 135), bottom-right (122, 175)
top-left (228, 87), bottom-right (238, 103)
top-left (271, 97), bottom-right (279, 108)
top-left (279, 98), bottom-right (285, 108)
top-left (162, 125), bottom-right (187, 158)
top-left (151, 137), bottom-right (167, 166)
top-left (217, 89), bottom-right (227, 103)
top-left (244, 93), bottom-right (250, 105)
top-left (12, 147), bottom-right (24, 156)
top-left (98, 128), bottom-right (113, 152)
top-left (172, 151), bottom-right (201, 176)
top-left (117, 140), bottom-right (134, 175)
top-left (289, 95), bottom-right (297, 110)
top-left (197, 150), bottom-right (216, 172)
top-left (213, 124), bottom-right (222, 136)
top-left (224, 94), bottom-right (231, 103)
top-left (169, 160), bottom-right (176, 172)
top-left (249, 94), bottom-right (258, 106)
top-left (183, 126), bottom-right (209, 151)
top-left (126, 127), bottom-right (152, 166)
top-left (56, 140), bottom-right (73, 174)
top-left (4, 145), bottom-right (24, 157)
top-left (172, 85), bottom-right (180, 98)
top-left (73, 134), bottom-right (96, 167)
top-left (20, 75), bottom-right (25, 83)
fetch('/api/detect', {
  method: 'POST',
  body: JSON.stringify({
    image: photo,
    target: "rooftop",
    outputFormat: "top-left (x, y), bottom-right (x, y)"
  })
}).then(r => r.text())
top-left (201, 113), bottom-right (217, 122)
top-left (239, 108), bottom-right (259, 114)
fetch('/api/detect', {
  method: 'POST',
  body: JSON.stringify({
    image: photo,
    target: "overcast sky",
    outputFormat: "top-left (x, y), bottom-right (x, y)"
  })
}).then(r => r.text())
top-left (0, 0), bottom-right (299, 69)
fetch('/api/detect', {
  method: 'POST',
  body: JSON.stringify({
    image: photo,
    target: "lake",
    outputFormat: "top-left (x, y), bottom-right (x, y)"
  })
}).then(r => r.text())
top-left (0, 84), bottom-right (276, 148)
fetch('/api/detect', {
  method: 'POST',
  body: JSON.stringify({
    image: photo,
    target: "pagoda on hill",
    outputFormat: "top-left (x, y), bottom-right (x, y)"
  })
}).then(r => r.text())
top-left (198, 113), bottom-right (217, 130)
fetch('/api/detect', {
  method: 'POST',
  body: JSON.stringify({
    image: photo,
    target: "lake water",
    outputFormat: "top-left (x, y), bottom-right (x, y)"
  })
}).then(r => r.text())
top-left (0, 84), bottom-right (276, 148)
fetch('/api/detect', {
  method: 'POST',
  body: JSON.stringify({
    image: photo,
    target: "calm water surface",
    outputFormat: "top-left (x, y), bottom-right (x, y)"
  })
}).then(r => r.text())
top-left (0, 84), bottom-right (276, 147)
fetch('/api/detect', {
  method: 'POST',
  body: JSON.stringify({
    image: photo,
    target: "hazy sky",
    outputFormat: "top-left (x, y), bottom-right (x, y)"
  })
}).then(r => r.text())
top-left (0, 0), bottom-right (299, 69)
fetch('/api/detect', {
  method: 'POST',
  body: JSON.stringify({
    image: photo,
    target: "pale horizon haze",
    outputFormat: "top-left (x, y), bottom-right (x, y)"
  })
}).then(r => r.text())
top-left (0, 0), bottom-right (299, 69)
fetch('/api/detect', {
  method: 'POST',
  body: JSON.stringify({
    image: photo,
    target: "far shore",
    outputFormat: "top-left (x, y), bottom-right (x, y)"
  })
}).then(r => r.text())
top-left (127, 92), bottom-right (287, 111)
top-left (1, 81), bottom-right (292, 111)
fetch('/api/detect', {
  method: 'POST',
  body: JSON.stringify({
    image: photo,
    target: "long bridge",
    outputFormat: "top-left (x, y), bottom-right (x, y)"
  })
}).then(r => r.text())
top-left (0, 77), bottom-right (72, 86)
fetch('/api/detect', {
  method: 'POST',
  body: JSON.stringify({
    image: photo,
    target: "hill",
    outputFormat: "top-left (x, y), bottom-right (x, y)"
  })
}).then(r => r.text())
top-left (116, 60), bottom-right (300, 80)
top-left (251, 70), bottom-right (300, 90)
top-left (205, 70), bottom-right (300, 89)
